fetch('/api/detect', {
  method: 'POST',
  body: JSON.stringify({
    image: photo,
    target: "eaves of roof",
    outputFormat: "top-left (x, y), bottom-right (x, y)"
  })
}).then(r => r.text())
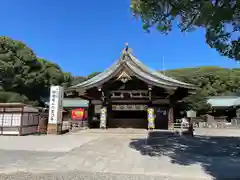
top-left (67, 48), bottom-right (197, 91)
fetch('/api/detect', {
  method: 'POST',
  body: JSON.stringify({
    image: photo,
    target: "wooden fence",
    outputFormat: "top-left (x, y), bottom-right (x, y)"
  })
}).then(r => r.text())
top-left (0, 103), bottom-right (48, 135)
top-left (174, 117), bottom-right (240, 130)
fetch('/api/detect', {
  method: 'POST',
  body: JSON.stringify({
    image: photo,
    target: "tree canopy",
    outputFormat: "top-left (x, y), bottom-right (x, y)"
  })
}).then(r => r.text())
top-left (70, 76), bottom-right (86, 86)
top-left (0, 36), bottom-right (72, 105)
top-left (87, 72), bottom-right (101, 79)
top-left (131, 0), bottom-right (239, 61)
top-left (164, 66), bottom-right (240, 112)
top-left (0, 36), bottom-right (101, 105)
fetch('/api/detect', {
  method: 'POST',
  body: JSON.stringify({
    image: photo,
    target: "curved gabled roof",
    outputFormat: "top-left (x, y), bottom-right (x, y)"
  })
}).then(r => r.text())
top-left (207, 96), bottom-right (240, 107)
top-left (68, 47), bottom-right (197, 91)
top-left (127, 53), bottom-right (195, 88)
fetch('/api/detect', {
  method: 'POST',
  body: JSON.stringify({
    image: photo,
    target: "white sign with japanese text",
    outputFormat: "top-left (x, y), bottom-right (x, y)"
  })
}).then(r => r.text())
top-left (48, 86), bottom-right (64, 124)
top-left (57, 86), bottom-right (64, 124)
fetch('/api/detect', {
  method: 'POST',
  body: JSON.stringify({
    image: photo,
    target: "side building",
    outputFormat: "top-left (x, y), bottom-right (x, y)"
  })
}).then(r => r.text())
top-left (65, 45), bottom-right (197, 129)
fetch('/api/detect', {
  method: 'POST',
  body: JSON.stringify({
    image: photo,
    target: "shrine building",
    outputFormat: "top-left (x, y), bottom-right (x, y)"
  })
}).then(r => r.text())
top-left (65, 44), bottom-right (197, 129)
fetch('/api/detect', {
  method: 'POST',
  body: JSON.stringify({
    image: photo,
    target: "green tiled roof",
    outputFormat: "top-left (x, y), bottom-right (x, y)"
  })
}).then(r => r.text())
top-left (45, 98), bottom-right (89, 108)
top-left (63, 99), bottom-right (89, 107)
top-left (207, 96), bottom-right (240, 107)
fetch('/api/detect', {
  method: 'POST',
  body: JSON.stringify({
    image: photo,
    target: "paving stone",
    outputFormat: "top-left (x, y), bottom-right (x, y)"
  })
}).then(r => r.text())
top-left (0, 129), bottom-right (240, 179)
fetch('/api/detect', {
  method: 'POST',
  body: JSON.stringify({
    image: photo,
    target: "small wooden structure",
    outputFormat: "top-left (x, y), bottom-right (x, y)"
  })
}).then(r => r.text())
top-left (0, 103), bottom-right (40, 135)
top-left (45, 98), bottom-right (89, 132)
top-left (207, 96), bottom-right (240, 126)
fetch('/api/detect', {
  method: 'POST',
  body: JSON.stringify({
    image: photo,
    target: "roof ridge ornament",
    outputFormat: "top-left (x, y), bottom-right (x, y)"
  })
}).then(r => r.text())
top-left (125, 42), bottom-right (133, 54)
top-left (125, 42), bottom-right (129, 52)
top-left (121, 42), bottom-right (129, 62)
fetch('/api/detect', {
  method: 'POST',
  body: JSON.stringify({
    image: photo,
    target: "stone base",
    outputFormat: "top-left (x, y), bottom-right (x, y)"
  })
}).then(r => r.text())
top-left (47, 124), bottom-right (62, 135)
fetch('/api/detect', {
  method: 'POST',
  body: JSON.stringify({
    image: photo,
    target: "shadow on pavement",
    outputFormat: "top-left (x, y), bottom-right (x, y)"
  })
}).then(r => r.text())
top-left (129, 131), bottom-right (240, 180)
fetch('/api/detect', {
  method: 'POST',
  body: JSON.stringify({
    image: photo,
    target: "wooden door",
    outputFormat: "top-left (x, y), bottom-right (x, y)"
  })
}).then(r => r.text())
top-left (155, 107), bottom-right (169, 129)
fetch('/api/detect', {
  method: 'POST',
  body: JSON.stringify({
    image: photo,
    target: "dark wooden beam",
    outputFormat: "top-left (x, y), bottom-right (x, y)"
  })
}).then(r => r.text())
top-left (148, 85), bottom-right (152, 101)
top-left (165, 91), bottom-right (175, 99)
top-left (76, 89), bottom-right (86, 96)
top-left (111, 99), bottom-right (150, 103)
top-left (65, 91), bottom-right (74, 96)
top-left (110, 90), bottom-right (149, 99)
top-left (80, 95), bottom-right (94, 100)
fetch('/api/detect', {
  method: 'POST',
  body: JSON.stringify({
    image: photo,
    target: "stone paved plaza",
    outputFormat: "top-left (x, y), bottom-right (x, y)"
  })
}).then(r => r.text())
top-left (0, 128), bottom-right (240, 179)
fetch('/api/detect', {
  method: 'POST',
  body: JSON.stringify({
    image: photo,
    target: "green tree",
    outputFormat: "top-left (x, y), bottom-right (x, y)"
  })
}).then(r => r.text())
top-left (37, 58), bottom-right (72, 87)
top-left (63, 72), bottom-right (73, 87)
top-left (0, 91), bottom-right (28, 103)
top-left (87, 72), bottom-right (101, 79)
top-left (0, 36), bottom-right (73, 104)
top-left (165, 66), bottom-right (240, 112)
top-left (71, 76), bottom-right (86, 85)
top-left (0, 36), bottom-right (42, 100)
top-left (131, 0), bottom-right (239, 61)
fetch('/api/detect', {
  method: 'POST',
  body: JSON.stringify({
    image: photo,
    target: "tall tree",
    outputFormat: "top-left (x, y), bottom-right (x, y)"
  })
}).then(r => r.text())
top-left (0, 91), bottom-right (28, 103)
top-left (0, 36), bottom-right (73, 104)
top-left (131, 0), bottom-right (239, 61)
top-left (87, 72), bottom-right (101, 79)
top-left (0, 36), bottom-right (42, 100)
top-left (165, 66), bottom-right (240, 112)
top-left (71, 76), bottom-right (86, 85)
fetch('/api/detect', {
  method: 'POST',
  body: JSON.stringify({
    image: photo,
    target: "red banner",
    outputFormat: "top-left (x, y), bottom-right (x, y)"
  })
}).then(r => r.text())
top-left (72, 108), bottom-right (84, 120)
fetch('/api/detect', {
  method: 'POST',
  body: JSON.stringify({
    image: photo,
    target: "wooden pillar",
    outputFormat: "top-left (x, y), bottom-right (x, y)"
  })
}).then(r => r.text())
top-left (147, 85), bottom-right (155, 130)
top-left (168, 100), bottom-right (175, 130)
top-left (106, 100), bottom-right (112, 128)
top-left (88, 102), bottom-right (94, 128)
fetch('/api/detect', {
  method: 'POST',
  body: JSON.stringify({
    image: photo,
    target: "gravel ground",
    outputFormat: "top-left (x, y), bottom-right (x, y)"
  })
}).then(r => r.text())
top-left (0, 171), bottom-right (202, 180)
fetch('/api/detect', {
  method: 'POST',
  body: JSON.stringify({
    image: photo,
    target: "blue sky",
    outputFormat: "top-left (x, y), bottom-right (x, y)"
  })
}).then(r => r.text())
top-left (1, 0), bottom-right (239, 76)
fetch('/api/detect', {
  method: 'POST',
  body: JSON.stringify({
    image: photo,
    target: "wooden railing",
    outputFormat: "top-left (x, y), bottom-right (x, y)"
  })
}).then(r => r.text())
top-left (62, 120), bottom-right (88, 132)
top-left (175, 117), bottom-right (240, 129)
top-left (170, 122), bottom-right (190, 135)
